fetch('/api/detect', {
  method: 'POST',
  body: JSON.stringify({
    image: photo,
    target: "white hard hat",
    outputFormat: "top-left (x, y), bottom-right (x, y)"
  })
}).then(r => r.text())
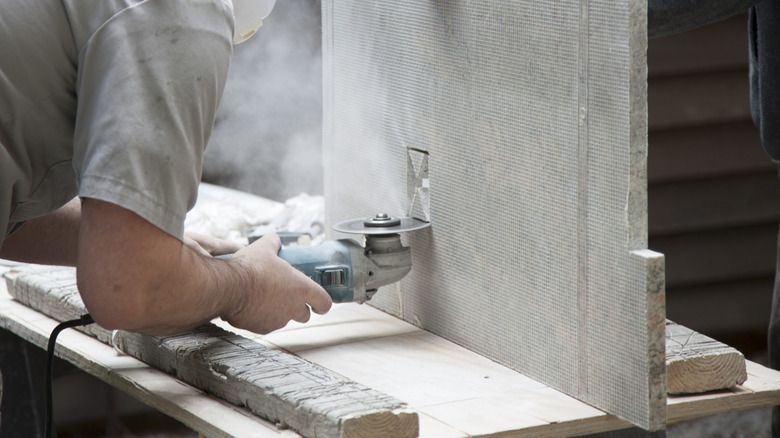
top-left (231, 0), bottom-right (277, 44)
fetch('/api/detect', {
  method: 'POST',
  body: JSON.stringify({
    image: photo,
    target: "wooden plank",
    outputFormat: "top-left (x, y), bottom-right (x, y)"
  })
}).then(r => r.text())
top-left (269, 318), bottom-right (635, 438)
top-left (263, 304), bottom-right (780, 437)
top-left (649, 224), bottom-right (777, 288)
top-left (648, 70), bottom-right (751, 131)
top-left (648, 171), bottom-right (780, 235)
top-left (648, 13), bottom-right (748, 77)
top-left (3, 265), bottom-right (780, 437)
top-left (648, 122), bottom-right (772, 184)
top-left (5, 267), bottom-right (114, 344)
top-left (4, 266), bottom-right (418, 438)
top-left (666, 320), bottom-right (747, 394)
top-left (668, 361), bottom-right (780, 423)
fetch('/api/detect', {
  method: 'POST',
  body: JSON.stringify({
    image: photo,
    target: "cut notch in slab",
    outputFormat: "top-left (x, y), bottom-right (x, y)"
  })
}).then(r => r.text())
top-left (407, 148), bottom-right (430, 222)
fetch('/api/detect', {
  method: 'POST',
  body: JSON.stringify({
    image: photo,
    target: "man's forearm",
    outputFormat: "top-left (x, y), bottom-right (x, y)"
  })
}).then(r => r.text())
top-left (77, 198), bottom-right (331, 336)
top-left (0, 199), bottom-right (81, 266)
top-left (76, 198), bottom-right (243, 334)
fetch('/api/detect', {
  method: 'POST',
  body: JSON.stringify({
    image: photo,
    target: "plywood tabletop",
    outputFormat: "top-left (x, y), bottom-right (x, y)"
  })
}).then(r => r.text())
top-left (218, 300), bottom-right (780, 437)
top-left (2, 265), bottom-right (780, 438)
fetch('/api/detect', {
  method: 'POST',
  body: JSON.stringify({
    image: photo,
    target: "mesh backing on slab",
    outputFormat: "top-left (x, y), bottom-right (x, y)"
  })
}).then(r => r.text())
top-left (323, 0), bottom-right (666, 429)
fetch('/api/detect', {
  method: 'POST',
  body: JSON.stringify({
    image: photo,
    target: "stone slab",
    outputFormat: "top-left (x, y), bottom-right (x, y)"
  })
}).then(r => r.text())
top-left (322, 0), bottom-right (665, 430)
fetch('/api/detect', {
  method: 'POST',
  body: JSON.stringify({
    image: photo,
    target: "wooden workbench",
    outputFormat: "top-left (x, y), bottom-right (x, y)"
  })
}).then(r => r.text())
top-left (1, 265), bottom-right (779, 438)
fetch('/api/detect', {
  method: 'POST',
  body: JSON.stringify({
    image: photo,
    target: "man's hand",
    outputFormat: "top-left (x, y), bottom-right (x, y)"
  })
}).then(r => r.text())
top-left (222, 234), bottom-right (332, 334)
top-left (184, 232), bottom-right (242, 257)
top-left (77, 198), bottom-right (332, 335)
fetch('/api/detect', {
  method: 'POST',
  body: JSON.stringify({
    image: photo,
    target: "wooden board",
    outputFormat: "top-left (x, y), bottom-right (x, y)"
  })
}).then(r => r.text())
top-left (2, 265), bottom-right (780, 437)
top-left (4, 266), bottom-right (417, 438)
top-left (668, 361), bottom-right (780, 424)
top-left (666, 320), bottom-right (747, 394)
top-left (256, 300), bottom-right (780, 436)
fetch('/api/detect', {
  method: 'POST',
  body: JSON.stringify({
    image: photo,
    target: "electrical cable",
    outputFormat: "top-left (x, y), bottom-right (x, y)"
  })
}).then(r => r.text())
top-left (44, 314), bottom-right (94, 438)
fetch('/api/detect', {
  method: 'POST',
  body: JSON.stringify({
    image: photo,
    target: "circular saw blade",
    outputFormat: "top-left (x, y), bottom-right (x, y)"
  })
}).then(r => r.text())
top-left (333, 216), bottom-right (431, 235)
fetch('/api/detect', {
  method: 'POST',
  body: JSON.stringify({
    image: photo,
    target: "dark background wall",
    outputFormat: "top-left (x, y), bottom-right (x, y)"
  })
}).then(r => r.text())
top-left (204, 0), bottom-right (324, 202)
top-left (647, 13), bottom-right (780, 358)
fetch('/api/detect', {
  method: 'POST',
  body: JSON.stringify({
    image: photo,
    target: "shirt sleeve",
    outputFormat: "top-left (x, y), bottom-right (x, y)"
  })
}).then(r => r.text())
top-left (72, 0), bottom-right (234, 240)
top-left (648, 0), bottom-right (760, 39)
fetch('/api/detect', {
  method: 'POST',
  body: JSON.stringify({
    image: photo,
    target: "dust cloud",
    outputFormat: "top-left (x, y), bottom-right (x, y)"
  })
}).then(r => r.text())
top-left (204, 0), bottom-right (323, 202)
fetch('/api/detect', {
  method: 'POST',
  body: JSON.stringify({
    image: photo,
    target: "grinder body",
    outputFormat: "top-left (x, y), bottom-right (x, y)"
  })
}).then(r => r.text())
top-left (278, 234), bottom-right (412, 304)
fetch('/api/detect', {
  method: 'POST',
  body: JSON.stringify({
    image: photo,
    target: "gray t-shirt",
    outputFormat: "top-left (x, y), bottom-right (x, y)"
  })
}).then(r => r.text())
top-left (0, 0), bottom-right (234, 243)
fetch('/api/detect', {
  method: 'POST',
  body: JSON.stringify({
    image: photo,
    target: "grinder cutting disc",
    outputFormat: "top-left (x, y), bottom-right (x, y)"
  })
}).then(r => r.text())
top-left (333, 213), bottom-right (431, 235)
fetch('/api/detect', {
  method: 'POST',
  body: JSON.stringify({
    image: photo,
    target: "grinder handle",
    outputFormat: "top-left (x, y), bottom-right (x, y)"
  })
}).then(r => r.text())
top-left (277, 241), bottom-right (356, 303)
top-left (216, 241), bottom-right (357, 303)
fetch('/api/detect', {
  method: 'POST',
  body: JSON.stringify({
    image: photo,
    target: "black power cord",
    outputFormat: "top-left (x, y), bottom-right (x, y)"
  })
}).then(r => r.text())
top-left (45, 314), bottom-right (95, 438)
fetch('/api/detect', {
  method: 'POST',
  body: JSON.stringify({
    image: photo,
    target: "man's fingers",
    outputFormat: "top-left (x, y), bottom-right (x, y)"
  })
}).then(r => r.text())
top-left (225, 232), bottom-right (333, 334)
top-left (292, 304), bottom-right (312, 324)
top-left (255, 232), bottom-right (282, 253)
top-left (183, 235), bottom-right (212, 257)
top-left (184, 232), bottom-right (243, 256)
top-left (307, 287), bottom-right (333, 315)
top-left (210, 239), bottom-right (242, 256)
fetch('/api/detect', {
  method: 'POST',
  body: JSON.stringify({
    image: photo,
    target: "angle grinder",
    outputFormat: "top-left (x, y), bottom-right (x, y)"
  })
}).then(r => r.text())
top-left (267, 213), bottom-right (427, 303)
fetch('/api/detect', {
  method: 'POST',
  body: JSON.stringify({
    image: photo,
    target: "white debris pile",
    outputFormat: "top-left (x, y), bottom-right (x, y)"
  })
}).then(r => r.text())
top-left (185, 183), bottom-right (325, 246)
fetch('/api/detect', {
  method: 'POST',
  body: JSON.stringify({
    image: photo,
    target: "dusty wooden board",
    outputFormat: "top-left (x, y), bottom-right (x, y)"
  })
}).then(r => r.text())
top-left (668, 360), bottom-right (780, 424)
top-left (3, 265), bottom-right (780, 437)
top-left (3, 266), bottom-right (418, 438)
top-left (666, 320), bottom-right (747, 394)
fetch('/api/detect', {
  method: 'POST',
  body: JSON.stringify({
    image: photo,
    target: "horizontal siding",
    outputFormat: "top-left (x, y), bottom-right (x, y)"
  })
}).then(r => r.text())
top-left (666, 278), bottom-right (774, 334)
top-left (648, 14), bottom-right (748, 77)
top-left (648, 69), bottom-right (751, 130)
top-left (647, 13), bottom-right (779, 344)
top-left (649, 171), bottom-right (780, 235)
top-left (649, 122), bottom-right (772, 183)
top-left (650, 223), bottom-right (777, 288)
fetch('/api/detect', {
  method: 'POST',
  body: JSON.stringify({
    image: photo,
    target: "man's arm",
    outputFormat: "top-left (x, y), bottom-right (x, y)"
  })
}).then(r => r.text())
top-left (0, 198), bottom-right (81, 266)
top-left (76, 198), bottom-right (332, 335)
